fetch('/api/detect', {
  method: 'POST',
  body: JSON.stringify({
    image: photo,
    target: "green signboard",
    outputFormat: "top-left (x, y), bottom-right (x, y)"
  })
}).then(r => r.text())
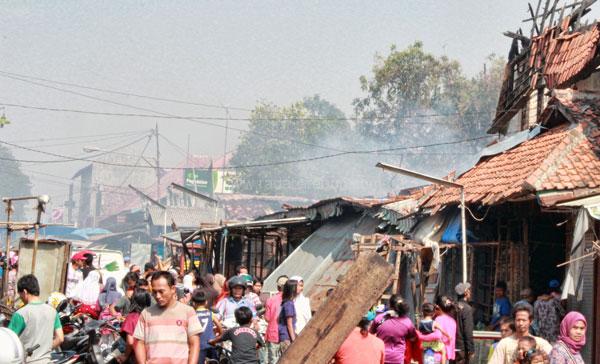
top-left (184, 169), bottom-right (216, 194)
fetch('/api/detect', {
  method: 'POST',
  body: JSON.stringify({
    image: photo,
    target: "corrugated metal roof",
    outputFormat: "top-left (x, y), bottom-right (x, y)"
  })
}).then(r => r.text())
top-left (258, 196), bottom-right (391, 221)
top-left (147, 205), bottom-right (223, 228)
top-left (262, 214), bottom-right (381, 301)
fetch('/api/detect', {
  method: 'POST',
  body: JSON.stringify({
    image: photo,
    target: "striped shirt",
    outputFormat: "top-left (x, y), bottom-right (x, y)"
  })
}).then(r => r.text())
top-left (134, 301), bottom-right (203, 364)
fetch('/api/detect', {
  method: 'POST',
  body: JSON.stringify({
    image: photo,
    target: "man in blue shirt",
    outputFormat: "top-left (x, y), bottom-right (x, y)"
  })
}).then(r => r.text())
top-left (216, 276), bottom-right (256, 326)
top-left (490, 281), bottom-right (512, 330)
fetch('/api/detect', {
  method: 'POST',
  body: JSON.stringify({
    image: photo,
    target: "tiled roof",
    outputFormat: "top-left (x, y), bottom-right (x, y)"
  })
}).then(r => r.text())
top-left (490, 22), bottom-right (600, 134)
top-left (530, 23), bottom-right (600, 89)
top-left (425, 98), bottom-right (600, 207)
top-left (554, 96), bottom-right (600, 150)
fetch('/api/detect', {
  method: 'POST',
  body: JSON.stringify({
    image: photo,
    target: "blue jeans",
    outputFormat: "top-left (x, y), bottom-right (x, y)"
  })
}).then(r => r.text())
top-left (199, 347), bottom-right (218, 364)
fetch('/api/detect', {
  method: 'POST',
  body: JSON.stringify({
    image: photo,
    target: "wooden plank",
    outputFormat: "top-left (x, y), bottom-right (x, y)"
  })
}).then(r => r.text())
top-left (392, 250), bottom-right (402, 294)
top-left (278, 252), bottom-right (393, 364)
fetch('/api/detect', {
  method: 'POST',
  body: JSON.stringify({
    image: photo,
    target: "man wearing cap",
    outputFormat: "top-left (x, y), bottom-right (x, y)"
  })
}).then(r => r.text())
top-left (289, 275), bottom-right (311, 334)
top-left (454, 282), bottom-right (474, 364)
top-left (264, 275), bottom-right (288, 364)
top-left (65, 256), bottom-right (83, 299)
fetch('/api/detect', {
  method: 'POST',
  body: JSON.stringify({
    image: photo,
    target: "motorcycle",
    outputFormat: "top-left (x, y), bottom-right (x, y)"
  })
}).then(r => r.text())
top-left (60, 317), bottom-right (122, 364)
top-left (50, 351), bottom-right (80, 364)
top-left (206, 345), bottom-right (232, 364)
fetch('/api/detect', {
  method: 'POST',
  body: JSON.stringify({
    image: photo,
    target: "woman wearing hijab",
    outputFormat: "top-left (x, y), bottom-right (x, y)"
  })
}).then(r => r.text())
top-left (74, 270), bottom-right (102, 313)
top-left (99, 277), bottom-right (122, 318)
top-left (549, 311), bottom-right (586, 364)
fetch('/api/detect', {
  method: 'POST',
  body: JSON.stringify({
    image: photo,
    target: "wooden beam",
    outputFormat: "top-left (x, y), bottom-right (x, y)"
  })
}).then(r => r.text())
top-left (529, 1), bottom-right (541, 35)
top-left (523, 1), bottom-right (582, 21)
top-left (278, 252), bottom-right (394, 364)
top-left (538, 0), bottom-right (553, 31)
top-left (503, 31), bottom-right (530, 42)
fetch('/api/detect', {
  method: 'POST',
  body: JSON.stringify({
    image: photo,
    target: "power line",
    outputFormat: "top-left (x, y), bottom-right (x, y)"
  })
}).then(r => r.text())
top-left (0, 135), bottom-right (493, 170)
top-left (117, 134), bottom-right (154, 188)
top-left (0, 73), bottom-right (499, 159)
top-left (0, 133), bottom-right (151, 165)
top-left (0, 75), bottom-right (348, 153)
top-left (0, 100), bottom-right (503, 123)
top-left (14, 131), bottom-right (148, 149)
top-left (0, 70), bottom-right (253, 112)
top-left (159, 134), bottom-right (191, 159)
top-left (12, 129), bottom-right (149, 144)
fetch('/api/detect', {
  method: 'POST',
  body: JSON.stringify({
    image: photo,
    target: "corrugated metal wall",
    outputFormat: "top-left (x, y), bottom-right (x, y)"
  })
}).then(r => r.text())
top-left (262, 213), bottom-right (380, 296)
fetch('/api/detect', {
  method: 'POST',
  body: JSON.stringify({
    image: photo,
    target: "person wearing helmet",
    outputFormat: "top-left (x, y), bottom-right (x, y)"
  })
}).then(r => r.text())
top-left (216, 276), bottom-right (256, 325)
top-left (0, 327), bottom-right (25, 364)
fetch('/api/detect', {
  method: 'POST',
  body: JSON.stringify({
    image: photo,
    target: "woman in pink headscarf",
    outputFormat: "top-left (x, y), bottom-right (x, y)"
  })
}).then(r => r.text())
top-left (549, 311), bottom-right (586, 364)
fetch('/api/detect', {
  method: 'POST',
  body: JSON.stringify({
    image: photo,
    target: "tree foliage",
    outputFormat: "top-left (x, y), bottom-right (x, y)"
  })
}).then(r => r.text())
top-left (231, 44), bottom-right (505, 198)
top-left (354, 42), bottom-right (504, 146)
top-left (0, 145), bottom-right (32, 220)
top-left (230, 95), bottom-right (350, 196)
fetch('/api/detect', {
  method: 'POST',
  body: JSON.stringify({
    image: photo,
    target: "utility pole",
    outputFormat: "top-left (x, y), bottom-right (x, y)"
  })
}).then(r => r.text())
top-left (2, 199), bottom-right (12, 295)
top-left (187, 134), bottom-right (198, 193)
top-left (65, 183), bottom-right (74, 224)
top-left (222, 107), bottom-right (230, 193)
top-left (155, 124), bottom-right (161, 202)
top-left (154, 124), bottom-right (166, 259)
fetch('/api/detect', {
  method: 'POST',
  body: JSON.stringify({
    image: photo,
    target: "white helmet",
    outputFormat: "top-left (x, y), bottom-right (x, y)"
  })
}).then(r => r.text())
top-left (0, 327), bottom-right (25, 363)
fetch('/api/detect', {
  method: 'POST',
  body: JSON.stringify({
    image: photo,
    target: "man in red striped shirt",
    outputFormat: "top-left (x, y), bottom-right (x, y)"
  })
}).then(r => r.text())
top-left (134, 271), bottom-right (203, 364)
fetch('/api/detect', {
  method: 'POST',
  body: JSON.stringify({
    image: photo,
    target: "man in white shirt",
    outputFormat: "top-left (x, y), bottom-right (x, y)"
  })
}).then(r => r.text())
top-left (65, 258), bottom-right (83, 298)
top-left (289, 276), bottom-right (311, 334)
top-left (489, 303), bottom-right (552, 364)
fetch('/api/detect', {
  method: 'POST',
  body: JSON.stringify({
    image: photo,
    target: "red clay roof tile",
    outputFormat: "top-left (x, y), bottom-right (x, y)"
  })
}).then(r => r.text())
top-left (425, 98), bottom-right (600, 207)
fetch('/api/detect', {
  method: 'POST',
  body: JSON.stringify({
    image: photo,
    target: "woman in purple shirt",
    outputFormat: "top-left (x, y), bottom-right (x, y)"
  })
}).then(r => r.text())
top-left (371, 295), bottom-right (416, 364)
top-left (278, 280), bottom-right (298, 353)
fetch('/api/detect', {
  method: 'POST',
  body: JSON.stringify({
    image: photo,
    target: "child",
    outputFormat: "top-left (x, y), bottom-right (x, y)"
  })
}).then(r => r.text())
top-left (118, 290), bottom-right (152, 363)
top-left (524, 350), bottom-right (549, 364)
top-left (418, 303), bottom-right (450, 364)
top-left (193, 289), bottom-right (223, 364)
top-left (515, 336), bottom-right (537, 364)
top-left (488, 317), bottom-right (515, 360)
top-left (210, 306), bottom-right (264, 364)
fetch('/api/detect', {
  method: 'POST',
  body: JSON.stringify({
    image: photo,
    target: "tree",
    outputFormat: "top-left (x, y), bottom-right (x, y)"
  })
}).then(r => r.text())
top-left (353, 43), bottom-right (505, 172)
top-left (456, 54), bottom-right (505, 140)
top-left (0, 145), bottom-right (32, 220)
top-left (230, 95), bottom-right (350, 197)
top-left (353, 42), bottom-right (468, 143)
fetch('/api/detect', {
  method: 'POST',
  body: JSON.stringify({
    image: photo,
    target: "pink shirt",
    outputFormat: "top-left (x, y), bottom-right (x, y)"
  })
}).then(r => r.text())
top-left (133, 302), bottom-right (203, 364)
top-left (435, 314), bottom-right (456, 360)
top-left (264, 292), bottom-right (282, 343)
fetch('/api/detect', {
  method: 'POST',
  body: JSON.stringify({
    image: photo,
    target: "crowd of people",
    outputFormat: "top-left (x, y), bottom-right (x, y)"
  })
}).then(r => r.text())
top-left (4, 250), bottom-right (314, 364)
top-left (1, 249), bottom-right (590, 364)
top-left (332, 281), bottom-right (588, 364)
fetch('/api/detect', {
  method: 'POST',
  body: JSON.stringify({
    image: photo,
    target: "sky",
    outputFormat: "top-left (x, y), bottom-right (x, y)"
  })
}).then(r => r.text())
top-left (1, 0), bottom-right (595, 208)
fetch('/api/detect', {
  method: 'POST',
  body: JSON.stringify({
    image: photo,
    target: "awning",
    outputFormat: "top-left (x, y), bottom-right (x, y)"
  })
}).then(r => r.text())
top-left (557, 192), bottom-right (600, 220)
